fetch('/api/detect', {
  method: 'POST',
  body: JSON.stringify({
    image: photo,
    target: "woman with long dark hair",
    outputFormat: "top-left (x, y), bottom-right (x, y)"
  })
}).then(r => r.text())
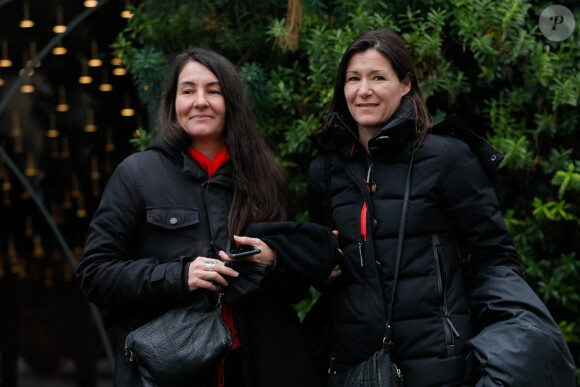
top-left (158, 48), bottom-right (288, 237)
top-left (307, 29), bottom-right (574, 386)
top-left (77, 47), bottom-right (336, 386)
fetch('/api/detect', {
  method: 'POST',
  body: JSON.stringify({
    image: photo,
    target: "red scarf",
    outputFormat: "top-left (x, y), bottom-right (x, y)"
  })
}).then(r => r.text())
top-left (217, 297), bottom-right (240, 387)
top-left (188, 145), bottom-right (238, 387)
top-left (187, 145), bottom-right (230, 178)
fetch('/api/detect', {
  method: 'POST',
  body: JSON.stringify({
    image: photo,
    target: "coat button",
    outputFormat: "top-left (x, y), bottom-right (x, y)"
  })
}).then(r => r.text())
top-left (370, 184), bottom-right (377, 194)
top-left (169, 217), bottom-right (178, 225)
top-left (372, 218), bottom-right (378, 231)
top-left (490, 154), bottom-right (497, 162)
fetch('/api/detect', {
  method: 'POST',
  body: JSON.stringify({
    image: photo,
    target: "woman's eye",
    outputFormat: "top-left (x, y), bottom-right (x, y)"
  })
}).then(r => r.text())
top-left (346, 76), bottom-right (359, 82)
top-left (373, 76), bottom-right (385, 81)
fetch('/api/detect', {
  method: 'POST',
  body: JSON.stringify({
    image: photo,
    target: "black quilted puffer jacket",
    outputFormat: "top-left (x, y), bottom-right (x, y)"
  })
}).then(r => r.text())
top-left (307, 103), bottom-right (575, 386)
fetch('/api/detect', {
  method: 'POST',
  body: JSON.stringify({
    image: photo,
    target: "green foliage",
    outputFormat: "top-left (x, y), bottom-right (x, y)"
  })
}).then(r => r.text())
top-left (294, 287), bottom-right (322, 321)
top-left (129, 128), bottom-right (156, 152)
top-left (115, 0), bottom-right (580, 377)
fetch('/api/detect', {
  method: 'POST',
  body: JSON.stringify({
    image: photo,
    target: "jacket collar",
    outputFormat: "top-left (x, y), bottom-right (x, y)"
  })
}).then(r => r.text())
top-left (183, 154), bottom-right (233, 184)
top-left (319, 99), bottom-right (417, 160)
top-left (146, 134), bottom-right (233, 184)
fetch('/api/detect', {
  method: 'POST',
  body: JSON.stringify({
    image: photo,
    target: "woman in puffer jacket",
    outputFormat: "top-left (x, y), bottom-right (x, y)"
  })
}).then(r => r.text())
top-left (77, 47), bottom-right (337, 387)
top-left (306, 28), bottom-right (575, 386)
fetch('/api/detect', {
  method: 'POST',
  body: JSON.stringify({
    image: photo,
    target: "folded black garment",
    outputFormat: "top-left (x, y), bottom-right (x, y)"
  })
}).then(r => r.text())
top-left (223, 260), bottom-right (270, 304)
top-left (245, 221), bottom-right (339, 285)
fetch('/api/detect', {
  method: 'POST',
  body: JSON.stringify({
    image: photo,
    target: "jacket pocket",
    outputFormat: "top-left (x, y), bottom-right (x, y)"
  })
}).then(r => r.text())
top-left (146, 207), bottom-right (199, 230)
top-left (432, 234), bottom-right (460, 356)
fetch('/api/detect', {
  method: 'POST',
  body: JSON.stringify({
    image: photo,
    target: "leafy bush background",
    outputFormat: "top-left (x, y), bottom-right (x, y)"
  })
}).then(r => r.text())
top-left (114, 0), bottom-right (580, 380)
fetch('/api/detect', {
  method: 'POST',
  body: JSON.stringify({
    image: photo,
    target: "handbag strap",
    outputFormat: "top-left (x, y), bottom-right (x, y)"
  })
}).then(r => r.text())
top-left (384, 151), bottom-right (415, 344)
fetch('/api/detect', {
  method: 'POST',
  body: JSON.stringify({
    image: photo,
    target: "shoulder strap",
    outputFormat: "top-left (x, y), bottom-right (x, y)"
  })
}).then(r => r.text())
top-left (384, 151), bottom-right (415, 342)
top-left (324, 151), bottom-right (333, 228)
top-left (323, 149), bottom-right (413, 344)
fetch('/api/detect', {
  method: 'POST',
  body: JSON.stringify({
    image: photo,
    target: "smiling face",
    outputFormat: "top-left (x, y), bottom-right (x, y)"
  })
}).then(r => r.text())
top-left (175, 60), bottom-right (226, 151)
top-left (344, 49), bottom-right (411, 141)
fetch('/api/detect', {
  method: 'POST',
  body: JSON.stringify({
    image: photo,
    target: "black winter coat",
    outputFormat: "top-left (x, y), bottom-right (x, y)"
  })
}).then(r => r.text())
top-left (306, 104), bottom-right (575, 386)
top-left (77, 136), bottom-right (338, 386)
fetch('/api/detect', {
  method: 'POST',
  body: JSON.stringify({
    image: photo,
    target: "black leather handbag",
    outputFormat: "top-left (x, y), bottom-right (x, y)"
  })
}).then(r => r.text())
top-left (125, 295), bottom-right (233, 387)
top-left (328, 153), bottom-right (414, 387)
top-left (328, 339), bottom-right (402, 387)
top-left (124, 261), bottom-right (269, 386)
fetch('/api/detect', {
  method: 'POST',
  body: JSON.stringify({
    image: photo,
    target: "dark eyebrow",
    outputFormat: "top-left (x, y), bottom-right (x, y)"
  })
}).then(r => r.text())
top-left (346, 69), bottom-right (387, 75)
top-left (178, 80), bottom-right (221, 87)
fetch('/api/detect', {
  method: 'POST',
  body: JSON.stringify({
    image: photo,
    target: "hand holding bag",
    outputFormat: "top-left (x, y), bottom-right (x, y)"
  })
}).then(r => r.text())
top-left (125, 294), bottom-right (233, 387)
top-left (124, 260), bottom-right (270, 386)
top-left (328, 152), bottom-right (414, 387)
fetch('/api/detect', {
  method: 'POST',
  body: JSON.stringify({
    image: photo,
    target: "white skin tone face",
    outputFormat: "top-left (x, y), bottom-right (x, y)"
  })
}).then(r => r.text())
top-left (175, 60), bottom-right (226, 159)
top-left (344, 49), bottom-right (411, 152)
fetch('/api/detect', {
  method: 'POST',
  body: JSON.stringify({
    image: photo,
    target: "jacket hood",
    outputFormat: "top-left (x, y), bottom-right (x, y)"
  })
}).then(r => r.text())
top-left (146, 134), bottom-right (184, 167)
top-left (430, 115), bottom-right (504, 181)
top-left (311, 99), bottom-right (417, 160)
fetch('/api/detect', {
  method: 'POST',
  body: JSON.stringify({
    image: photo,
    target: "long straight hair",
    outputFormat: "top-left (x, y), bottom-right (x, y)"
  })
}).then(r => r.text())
top-left (159, 47), bottom-right (289, 236)
top-left (314, 29), bottom-right (431, 145)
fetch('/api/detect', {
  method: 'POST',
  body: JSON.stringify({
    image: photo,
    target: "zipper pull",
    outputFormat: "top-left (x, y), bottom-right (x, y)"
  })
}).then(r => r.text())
top-left (442, 306), bottom-right (461, 337)
top-left (358, 234), bottom-right (364, 267)
top-left (366, 156), bottom-right (375, 184)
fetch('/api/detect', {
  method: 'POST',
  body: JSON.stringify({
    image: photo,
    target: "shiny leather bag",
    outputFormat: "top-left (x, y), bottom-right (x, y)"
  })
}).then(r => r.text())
top-left (124, 261), bottom-right (269, 386)
top-left (328, 339), bottom-right (403, 387)
top-left (125, 296), bottom-right (233, 387)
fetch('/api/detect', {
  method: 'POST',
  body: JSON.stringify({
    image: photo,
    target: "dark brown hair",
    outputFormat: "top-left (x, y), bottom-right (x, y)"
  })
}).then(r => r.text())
top-left (159, 47), bottom-right (289, 236)
top-left (315, 29), bottom-right (431, 145)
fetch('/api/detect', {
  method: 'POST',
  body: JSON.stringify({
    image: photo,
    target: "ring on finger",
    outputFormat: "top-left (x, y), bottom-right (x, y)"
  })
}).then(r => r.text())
top-left (204, 260), bottom-right (217, 271)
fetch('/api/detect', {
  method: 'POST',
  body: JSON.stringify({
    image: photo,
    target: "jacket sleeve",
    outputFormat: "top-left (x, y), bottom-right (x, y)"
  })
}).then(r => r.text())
top-left (244, 221), bottom-right (340, 304)
top-left (76, 157), bottom-right (190, 311)
top-left (439, 136), bottom-right (518, 269)
top-left (307, 155), bottom-right (331, 228)
top-left (439, 138), bottom-right (575, 386)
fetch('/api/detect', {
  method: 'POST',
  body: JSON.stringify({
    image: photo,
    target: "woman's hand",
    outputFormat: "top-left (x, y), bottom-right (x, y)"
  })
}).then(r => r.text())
top-left (219, 235), bottom-right (276, 265)
top-left (187, 257), bottom-right (239, 292)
